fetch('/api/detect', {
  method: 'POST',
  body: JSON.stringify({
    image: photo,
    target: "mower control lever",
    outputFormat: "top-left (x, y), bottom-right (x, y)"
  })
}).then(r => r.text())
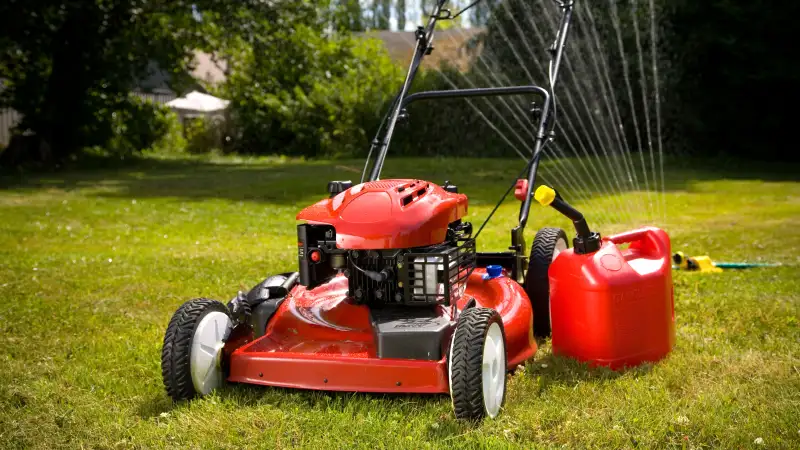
top-left (535, 185), bottom-right (601, 254)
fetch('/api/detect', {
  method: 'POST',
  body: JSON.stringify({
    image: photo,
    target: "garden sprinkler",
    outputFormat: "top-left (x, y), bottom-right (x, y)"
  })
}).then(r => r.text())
top-left (672, 252), bottom-right (780, 272)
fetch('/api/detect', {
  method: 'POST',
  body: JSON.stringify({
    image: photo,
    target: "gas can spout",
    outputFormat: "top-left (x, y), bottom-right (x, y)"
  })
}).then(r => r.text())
top-left (534, 185), bottom-right (601, 254)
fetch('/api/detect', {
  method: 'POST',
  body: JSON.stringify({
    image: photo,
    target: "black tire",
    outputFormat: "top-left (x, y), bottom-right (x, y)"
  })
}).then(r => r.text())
top-left (161, 298), bottom-right (229, 401)
top-left (449, 307), bottom-right (507, 421)
top-left (525, 227), bottom-right (569, 338)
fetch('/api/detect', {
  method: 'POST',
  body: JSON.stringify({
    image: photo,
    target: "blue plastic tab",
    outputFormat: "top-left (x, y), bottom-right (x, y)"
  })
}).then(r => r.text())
top-left (483, 265), bottom-right (504, 280)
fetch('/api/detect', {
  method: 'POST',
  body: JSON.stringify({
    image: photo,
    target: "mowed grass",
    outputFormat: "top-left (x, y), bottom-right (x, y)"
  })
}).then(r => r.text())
top-left (0, 155), bottom-right (798, 449)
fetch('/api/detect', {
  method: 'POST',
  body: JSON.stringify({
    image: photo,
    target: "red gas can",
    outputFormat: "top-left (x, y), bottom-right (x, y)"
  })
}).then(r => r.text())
top-left (549, 226), bottom-right (675, 369)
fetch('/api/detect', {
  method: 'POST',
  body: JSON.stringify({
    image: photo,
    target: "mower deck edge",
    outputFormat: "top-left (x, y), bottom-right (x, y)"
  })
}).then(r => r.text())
top-left (228, 353), bottom-right (449, 393)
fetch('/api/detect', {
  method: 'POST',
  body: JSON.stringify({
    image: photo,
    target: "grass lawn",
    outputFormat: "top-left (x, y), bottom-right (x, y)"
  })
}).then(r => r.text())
top-left (0, 155), bottom-right (798, 449)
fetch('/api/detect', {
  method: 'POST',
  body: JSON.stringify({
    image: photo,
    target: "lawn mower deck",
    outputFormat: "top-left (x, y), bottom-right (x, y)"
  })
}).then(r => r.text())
top-left (225, 268), bottom-right (536, 394)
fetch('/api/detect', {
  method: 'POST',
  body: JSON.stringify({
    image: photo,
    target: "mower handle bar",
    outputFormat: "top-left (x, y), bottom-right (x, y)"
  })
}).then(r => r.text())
top-left (400, 85), bottom-right (551, 230)
top-left (367, 0), bottom-right (573, 183)
top-left (400, 86), bottom-right (550, 110)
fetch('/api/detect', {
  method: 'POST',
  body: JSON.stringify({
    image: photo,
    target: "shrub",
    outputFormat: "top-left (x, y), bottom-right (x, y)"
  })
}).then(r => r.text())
top-left (148, 110), bottom-right (188, 155)
top-left (184, 116), bottom-right (228, 154)
top-left (221, 26), bottom-right (402, 157)
top-left (105, 95), bottom-right (179, 156)
top-left (389, 63), bottom-right (528, 159)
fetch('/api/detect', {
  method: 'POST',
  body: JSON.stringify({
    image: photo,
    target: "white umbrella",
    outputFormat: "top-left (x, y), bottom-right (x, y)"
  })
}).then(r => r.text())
top-left (166, 91), bottom-right (229, 114)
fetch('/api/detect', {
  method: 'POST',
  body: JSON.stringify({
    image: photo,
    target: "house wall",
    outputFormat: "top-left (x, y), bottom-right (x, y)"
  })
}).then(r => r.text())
top-left (0, 109), bottom-right (22, 147)
top-left (132, 91), bottom-right (177, 105)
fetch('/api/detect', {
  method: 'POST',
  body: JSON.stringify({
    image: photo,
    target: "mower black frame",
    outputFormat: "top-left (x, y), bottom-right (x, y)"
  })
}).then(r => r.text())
top-left (361, 0), bottom-right (575, 282)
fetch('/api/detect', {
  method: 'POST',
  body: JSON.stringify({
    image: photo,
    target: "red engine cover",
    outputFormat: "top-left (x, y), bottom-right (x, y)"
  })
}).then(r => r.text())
top-left (296, 179), bottom-right (468, 249)
top-left (549, 227), bottom-right (675, 369)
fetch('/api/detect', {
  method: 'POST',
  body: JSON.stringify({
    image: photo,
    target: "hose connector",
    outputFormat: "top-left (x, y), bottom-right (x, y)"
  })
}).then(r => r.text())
top-left (535, 185), bottom-right (601, 254)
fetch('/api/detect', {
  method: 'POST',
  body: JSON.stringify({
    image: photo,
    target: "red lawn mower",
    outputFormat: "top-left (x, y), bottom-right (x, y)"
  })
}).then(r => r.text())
top-left (161, 0), bottom-right (674, 420)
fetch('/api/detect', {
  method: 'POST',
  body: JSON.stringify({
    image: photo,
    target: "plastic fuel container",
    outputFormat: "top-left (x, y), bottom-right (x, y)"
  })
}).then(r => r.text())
top-left (549, 227), bottom-right (675, 369)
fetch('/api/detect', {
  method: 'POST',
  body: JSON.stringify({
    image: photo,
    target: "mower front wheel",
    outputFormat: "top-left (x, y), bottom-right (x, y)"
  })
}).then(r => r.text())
top-left (161, 298), bottom-right (232, 401)
top-left (525, 227), bottom-right (569, 338)
top-left (448, 307), bottom-right (507, 420)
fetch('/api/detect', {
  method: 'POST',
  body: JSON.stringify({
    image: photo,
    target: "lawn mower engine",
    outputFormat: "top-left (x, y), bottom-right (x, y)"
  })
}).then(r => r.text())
top-left (293, 179), bottom-right (477, 360)
top-left (300, 226), bottom-right (475, 307)
top-left (298, 201), bottom-right (475, 310)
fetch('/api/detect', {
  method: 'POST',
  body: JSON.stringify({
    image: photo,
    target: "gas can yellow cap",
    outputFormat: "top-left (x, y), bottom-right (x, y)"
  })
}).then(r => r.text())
top-left (534, 185), bottom-right (556, 206)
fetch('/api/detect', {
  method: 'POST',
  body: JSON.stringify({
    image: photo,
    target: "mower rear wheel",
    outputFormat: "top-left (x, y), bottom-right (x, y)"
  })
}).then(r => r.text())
top-left (161, 298), bottom-right (232, 401)
top-left (525, 227), bottom-right (568, 338)
top-left (449, 307), bottom-right (507, 420)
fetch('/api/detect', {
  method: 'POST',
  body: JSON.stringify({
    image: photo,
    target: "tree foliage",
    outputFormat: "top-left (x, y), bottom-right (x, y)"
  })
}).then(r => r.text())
top-left (217, 8), bottom-right (402, 157)
top-left (376, 0), bottom-right (394, 30)
top-left (331, 0), bottom-right (366, 32)
top-left (396, 0), bottom-right (408, 31)
top-left (473, 0), bottom-right (799, 161)
top-left (3, 0), bottom-right (795, 166)
top-left (662, 0), bottom-right (798, 160)
top-left (0, 0), bottom-right (279, 165)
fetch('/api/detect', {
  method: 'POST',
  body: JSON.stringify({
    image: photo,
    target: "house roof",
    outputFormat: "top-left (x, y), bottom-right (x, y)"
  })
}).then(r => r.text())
top-left (191, 52), bottom-right (227, 85)
top-left (357, 27), bottom-right (485, 71)
top-left (135, 52), bottom-right (227, 95)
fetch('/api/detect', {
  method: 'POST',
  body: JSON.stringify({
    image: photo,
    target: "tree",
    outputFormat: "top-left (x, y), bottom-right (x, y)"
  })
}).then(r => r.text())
top-left (396, 0), bottom-right (407, 31)
top-left (475, 0), bottom-right (800, 161)
top-left (662, 0), bottom-right (799, 160)
top-left (471, 0), bottom-right (492, 26)
top-left (331, 0), bottom-right (366, 32)
top-left (370, 0), bottom-right (392, 30)
top-left (0, 0), bottom-right (281, 166)
top-left (215, 3), bottom-right (401, 157)
top-left (418, 0), bottom-right (463, 29)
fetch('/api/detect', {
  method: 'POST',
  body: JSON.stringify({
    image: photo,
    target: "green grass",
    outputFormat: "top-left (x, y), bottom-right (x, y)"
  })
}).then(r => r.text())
top-left (0, 156), bottom-right (798, 449)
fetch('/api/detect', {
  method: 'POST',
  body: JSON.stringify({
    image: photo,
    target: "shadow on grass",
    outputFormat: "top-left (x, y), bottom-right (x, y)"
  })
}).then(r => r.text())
top-left (136, 393), bottom-right (177, 419)
top-left (136, 382), bottom-right (481, 439)
top-left (1, 154), bottom-right (798, 207)
top-left (522, 351), bottom-right (654, 394)
top-left (133, 354), bottom-right (655, 440)
top-left (135, 382), bottom-right (448, 417)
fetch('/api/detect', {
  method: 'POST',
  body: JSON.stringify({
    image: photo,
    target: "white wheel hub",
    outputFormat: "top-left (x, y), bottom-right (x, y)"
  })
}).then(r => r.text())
top-left (190, 311), bottom-right (232, 395)
top-left (482, 322), bottom-right (506, 418)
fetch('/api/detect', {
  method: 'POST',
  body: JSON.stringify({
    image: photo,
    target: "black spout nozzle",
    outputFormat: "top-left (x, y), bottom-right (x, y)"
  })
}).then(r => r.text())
top-left (534, 185), bottom-right (601, 254)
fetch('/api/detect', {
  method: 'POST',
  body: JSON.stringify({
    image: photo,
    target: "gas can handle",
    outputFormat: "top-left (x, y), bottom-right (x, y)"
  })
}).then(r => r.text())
top-left (608, 229), bottom-right (649, 244)
top-left (608, 227), bottom-right (668, 257)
